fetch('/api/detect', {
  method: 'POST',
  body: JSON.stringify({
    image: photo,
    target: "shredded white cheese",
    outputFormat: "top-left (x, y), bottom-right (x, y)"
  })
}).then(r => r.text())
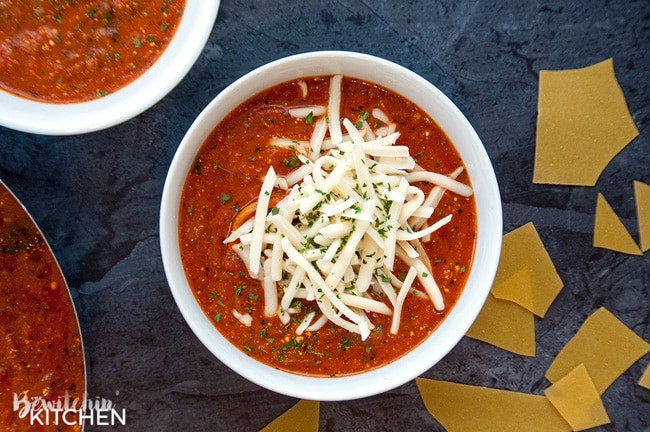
top-left (248, 166), bottom-right (277, 276)
top-left (232, 309), bottom-right (253, 327)
top-left (327, 75), bottom-right (343, 144)
top-left (296, 311), bottom-right (316, 335)
top-left (288, 105), bottom-right (327, 119)
top-left (390, 266), bottom-right (418, 334)
top-left (372, 107), bottom-right (390, 124)
top-left (297, 80), bottom-right (308, 99)
top-left (223, 74), bottom-right (473, 340)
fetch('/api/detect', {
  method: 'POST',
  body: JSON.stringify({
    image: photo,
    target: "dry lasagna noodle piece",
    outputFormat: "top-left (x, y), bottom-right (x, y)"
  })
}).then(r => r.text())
top-left (416, 378), bottom-right (571, 432)
top-left (533, 58), bottom-right (639, 186)
top-left (465, 293), bottom-right (536, 356)
top-left (260, 400), bottom-right (319, 432)
top-left (639, 363), bottom-right (650, 390)
top-left (634, 181), bottom-right (650, 252)
top-left (593, 193), bottom-right (643, 255)
top-left (544, 364), bottom-right (610, 431)
top-left (545, 307), bottom-right (650, 394)
top-left (490, 222), bottom-right (564, 317)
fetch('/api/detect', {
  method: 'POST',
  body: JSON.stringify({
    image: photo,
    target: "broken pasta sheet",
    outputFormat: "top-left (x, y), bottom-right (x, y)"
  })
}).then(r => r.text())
top-left (544, 364), bottom-right (610, 431)
top-left (593, 193), bottom-right (643, 255)
top-left (260, 400), bottom-right (320, 432)
top-left (533, 58), bottom-right (639, 186)
top-left (416, 378), bottom-right (571, 432)
top-left (224, 75), bottom-right (472, 340)
top-left (490, 222), bottom-right (563, 318)
top-left (546, 307), bottom-right (650, 394)
top-left (634, 180), bottom-right (650, 252)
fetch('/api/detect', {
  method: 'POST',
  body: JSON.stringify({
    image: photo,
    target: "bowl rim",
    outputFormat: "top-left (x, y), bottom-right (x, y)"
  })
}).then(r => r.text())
top-left (160, 50), bottom-right (502, 401)
top-left (0, 1), bottom-right (220, 136)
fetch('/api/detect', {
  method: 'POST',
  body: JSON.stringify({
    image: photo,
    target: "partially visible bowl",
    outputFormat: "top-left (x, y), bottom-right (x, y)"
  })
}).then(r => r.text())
top-left (160, 51), bottom-right (502, 401)
top-left (0, 1), bottom-right (219, 135)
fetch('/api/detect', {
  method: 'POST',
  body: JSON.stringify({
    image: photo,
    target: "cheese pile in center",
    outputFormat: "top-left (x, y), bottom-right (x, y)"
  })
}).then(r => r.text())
top-left (224, 76), bottom-right (473, 339)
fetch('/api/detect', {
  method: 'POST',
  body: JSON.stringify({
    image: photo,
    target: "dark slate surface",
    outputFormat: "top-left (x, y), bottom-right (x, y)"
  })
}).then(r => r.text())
top-left (1, 0), bottom-right (648, 430)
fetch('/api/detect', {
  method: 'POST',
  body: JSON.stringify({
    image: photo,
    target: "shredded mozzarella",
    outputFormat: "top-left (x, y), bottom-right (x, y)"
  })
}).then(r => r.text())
top-left (223, 74), bottom-right (473, 339)
top-left (406, 171), bottom-right (473, 197)
top-left (327, 75), bottom-right (343, 144)
top-left (288, 105), bottom-right (326, 119)
top-left (306, 314), bottom-right (328, 331)
top-left (372, 107), bottom-right (390, 124)
top-left (396, 214), bottom-right (453, 241)
top-left (309, 118), bottom-right (328, 160)
top-left (233, 309), bottom-right (253, 327)
top-left (390, 267), bottom-right (418, 334)
top-left (248, 166), bottom-right (277, 276)
top-left (297, 80), bottom-right (308, 98)
top-left (223, 218), bottom-right (254, 244)
top-left (296, 311), bottom-right (316, 335)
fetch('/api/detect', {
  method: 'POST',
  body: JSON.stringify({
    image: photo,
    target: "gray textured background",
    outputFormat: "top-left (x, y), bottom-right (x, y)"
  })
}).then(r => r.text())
top-left (1, 0), bottom-right (648, 430)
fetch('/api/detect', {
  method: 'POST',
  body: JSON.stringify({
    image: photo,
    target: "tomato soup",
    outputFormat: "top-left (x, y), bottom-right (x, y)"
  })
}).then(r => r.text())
top-left (0, 0), bottom-right (186, 103)
top-left (179, 76), bottom-right (477, 377)
top-left (0, 183), bottom-right (84, 430)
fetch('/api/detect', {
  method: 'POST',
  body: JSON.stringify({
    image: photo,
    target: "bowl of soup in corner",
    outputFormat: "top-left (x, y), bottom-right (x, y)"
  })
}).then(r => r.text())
top-left (0, 0), bottom-right (219, 135)
top-left (160, 51), bottom-right (502, 401)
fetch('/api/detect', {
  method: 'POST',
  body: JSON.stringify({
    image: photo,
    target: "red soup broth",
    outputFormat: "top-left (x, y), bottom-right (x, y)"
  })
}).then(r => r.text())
top-left (0, 184), bottom-right (84, 431)
top-left (0, 0), bottom-right (186, 103)
top-left (179, 76), bottom-right (477, 377)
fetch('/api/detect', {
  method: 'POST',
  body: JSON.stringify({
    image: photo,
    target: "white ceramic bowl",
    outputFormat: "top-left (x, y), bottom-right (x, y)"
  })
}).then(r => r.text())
top-left (160, 51), bottom-right (502, 401)
top-left (0, 1), bottom-right (219, 135)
